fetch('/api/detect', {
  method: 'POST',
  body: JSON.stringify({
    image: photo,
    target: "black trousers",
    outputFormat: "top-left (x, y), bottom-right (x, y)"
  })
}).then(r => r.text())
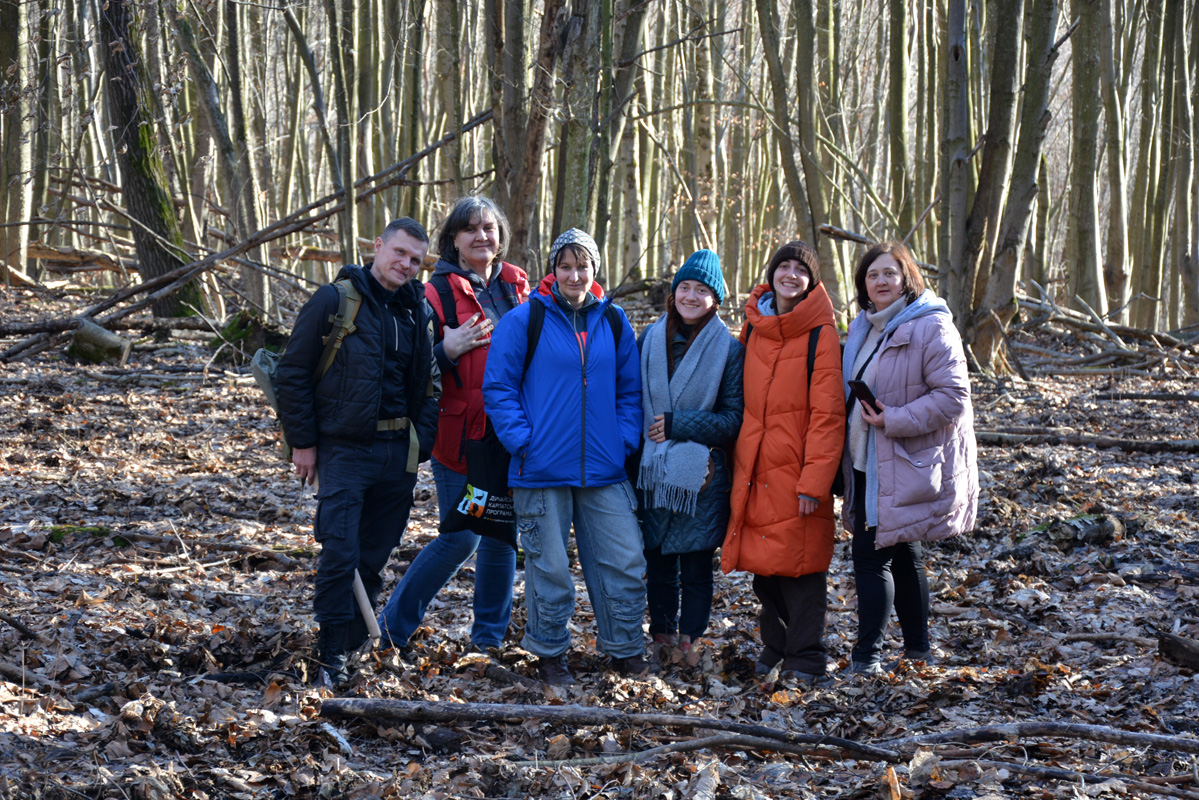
top-left (752, 571), bottom-right (828, 674)
top-left (850, 470), bottom-right (929, 665)
top-left (644, 545), bottom-right (717, 640)
top-left (313, 436), bottom-right (418, 625)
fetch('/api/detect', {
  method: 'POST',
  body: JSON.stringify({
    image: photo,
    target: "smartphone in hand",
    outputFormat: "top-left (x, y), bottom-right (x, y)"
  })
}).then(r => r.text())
top-left (848, 380), bottom-right (882, 414)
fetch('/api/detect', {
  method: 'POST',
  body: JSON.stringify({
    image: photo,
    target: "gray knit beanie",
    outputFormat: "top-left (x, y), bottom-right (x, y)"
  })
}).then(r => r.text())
top-left (547, 228), bottom-right (601, 274)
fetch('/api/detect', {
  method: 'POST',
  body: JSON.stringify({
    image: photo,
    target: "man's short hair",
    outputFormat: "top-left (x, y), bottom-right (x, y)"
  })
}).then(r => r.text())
top-left (381, 217), bottom-right (430, 244)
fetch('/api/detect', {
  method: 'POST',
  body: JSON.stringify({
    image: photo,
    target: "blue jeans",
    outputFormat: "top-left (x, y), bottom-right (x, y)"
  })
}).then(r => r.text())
top-left (376, 458), bottom-right (516, 649)
top-left (313, 437), bottom-right (418, 625)
top-left (514, 482), bottom-right (647, 659)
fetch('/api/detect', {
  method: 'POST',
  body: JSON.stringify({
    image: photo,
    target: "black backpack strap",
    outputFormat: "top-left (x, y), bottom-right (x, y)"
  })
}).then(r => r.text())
top-left (429, 273), bottom-right (459, 331)
top-left (744, 321), bottom-right (753, 342)
top-left (806, 325), bottom-right (821, 395)
top-left (604, 304), bottom-right (623, 351)
top-left (522, 298), bottom-right (546, 378)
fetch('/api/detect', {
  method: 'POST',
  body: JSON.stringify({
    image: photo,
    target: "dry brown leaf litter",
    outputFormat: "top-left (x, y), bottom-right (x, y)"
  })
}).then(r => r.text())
top-left (2, 286), bottom-right (1199, 799)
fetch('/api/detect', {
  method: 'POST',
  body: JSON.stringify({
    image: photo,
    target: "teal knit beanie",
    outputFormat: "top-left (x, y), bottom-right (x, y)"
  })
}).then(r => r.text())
top-left (671, 249), bottom-right (726, 305)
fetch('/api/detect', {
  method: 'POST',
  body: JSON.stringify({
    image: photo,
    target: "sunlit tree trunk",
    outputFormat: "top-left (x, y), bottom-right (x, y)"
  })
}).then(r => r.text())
top-left (941, 0), bottom-right (970, 326)
top-left (755, 0), bottom-right (811, 244)
top-left (1100, 0), bottom-right (1131, 322)
top-left (1067, 0), bottom-right (1107, 316)
top-left (889, 0), bottom-right (915, 237)
top-left (553, 0), bottom-right (601, 237)
top-left (974, 0), bottom-right (1059, 370)
top-left (963, 0), bottom-right (1023, 317)
top-left (1174, 0), bottom-right (1197, 325)
top-left (1129, 0), bottom-right (1165, 328)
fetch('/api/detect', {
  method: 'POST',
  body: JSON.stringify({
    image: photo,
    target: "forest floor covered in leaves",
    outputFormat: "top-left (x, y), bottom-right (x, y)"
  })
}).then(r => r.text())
top-left (2, 285), bottom-right (1199, 799)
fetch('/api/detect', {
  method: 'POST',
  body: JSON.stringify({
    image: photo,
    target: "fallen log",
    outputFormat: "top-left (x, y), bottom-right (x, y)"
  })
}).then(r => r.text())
top-left (1157, 631), bottom-right (1199, 671)
top-left (319, 699), bottom-right (903, 762)
top-left (940, 759), bottom-right (1199, 800)
top-left (1097, 392), bottom-right (1199, 402)
top-left (509, 732), bottom-right (841, 768)
top-left (68, 319), bottom-right (132, 366)
top-left (887, 722), bottom-right (1199, 755)
top-left (976, 428), bottom-right (1199, 453)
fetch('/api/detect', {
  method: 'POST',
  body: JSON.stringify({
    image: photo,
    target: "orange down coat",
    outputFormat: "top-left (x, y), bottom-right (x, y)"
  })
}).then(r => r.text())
top-left (721, 282), bottom-right (846, 578)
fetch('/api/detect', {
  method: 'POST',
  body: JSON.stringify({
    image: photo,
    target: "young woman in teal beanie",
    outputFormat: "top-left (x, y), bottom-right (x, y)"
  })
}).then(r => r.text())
top-left (636, 249), bottom-right (744, 663)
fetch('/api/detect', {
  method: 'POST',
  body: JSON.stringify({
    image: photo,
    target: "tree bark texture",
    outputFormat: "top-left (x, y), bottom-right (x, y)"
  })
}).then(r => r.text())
top-left (1, 0), bottom-right (31, 283)
top-left (98, 0), bottom-right (197, 317)
top-left (940, 0), bottom-right (970, 327)
top-left (973, 0), bottom-right (1060, 371)
top-left (1099, 0), bottom-right (1131, 322)
top-left (1067, 0), bottom-right (1108, 316)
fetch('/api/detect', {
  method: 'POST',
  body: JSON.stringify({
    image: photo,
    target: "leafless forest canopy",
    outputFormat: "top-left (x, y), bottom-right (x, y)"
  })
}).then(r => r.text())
top-left (1, 0), bottom-right (1197, 368)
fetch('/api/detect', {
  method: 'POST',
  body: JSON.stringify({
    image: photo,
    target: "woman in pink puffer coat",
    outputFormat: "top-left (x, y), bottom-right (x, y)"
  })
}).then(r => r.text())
top-left (840, 241), bottom-right (978, 675)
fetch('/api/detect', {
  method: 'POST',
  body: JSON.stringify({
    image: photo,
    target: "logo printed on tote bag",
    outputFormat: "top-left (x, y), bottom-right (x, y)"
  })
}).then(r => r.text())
top-left (457, 484), bottom-right (489, 518)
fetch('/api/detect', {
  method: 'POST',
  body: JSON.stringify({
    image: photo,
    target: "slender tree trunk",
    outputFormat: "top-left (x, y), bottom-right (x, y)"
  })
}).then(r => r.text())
top-left (553, 0), bottom-right (601, 237)
top-left (98, 0), bottom-right (197, 316)
top-left (1100, 0), bottom-right (1131, 322)
top-left (754, 0), bottom-right (812, 244)
top-left (941, 0), bottom-right (970, 324)
top-left (326, 0), bottom-right (361, 263)
top-left (1174, 0), bottom-right (1197, 324)
top-left (973, 0), bottom-right (1060, 370)
top-left (1130, 0), bottom-right (1165, 328)
top-left (962, 0), bottom-right (1023, 318)
top-left (890, 0), bottom-right (915, 237)
top-left (1067, 0), bottom-right (1108, 316)
top-left (1, 0), bottom-right (31, 283)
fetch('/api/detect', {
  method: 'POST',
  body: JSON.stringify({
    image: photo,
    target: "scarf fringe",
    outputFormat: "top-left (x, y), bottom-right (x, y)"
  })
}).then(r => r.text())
top-left (639, 456), bottom-right (700, 516)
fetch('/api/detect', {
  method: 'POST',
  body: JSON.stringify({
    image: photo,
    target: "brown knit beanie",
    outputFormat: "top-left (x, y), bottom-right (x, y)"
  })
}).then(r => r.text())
top-left (765, 240), bottom-right (821, 290)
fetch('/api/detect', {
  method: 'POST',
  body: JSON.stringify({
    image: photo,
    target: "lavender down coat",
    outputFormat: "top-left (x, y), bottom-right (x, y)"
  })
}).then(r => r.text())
top-left (840, 292), bottom-right (978, 547)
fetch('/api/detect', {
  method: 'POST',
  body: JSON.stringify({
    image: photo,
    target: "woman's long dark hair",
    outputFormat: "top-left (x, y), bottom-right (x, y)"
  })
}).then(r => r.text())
top-left (664, 294), bottom-right (718, 373)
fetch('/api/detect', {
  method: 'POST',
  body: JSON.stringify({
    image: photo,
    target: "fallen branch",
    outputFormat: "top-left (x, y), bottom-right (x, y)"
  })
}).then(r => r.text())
top-left (1059, 632), bottom-right (1157, 647)
top-left (0, 612), bottom-right (44, 640)
top-left (976, 428), bottom-right (1199, 454)
top-left (319, 699), bottom-right (902, 762)
top-left (1097, 392), bottom-right (1199, 402)
top-left (887, 722), bottom-right (1199, 755)
top-left (0, 658), bottom-right (54, 689)
top-left (941, 759), bottom-right (1199, 800)
top-left (509, 733), bottom-right (841, 768)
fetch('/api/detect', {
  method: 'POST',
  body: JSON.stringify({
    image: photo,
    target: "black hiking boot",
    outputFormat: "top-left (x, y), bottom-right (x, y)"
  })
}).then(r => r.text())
top-left (536, 654), bottom-right (578, 686)
top-left (316, 623), bottom-right (351, 690)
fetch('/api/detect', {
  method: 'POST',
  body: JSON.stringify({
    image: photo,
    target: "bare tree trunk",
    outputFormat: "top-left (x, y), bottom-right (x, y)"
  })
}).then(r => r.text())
top-left (793, 0), bottom-right (841, 310)
top-left (755, 0), bottom-right (812, 244)
top-left (326, 0), bottom-right (361, 263)
top-left (1129, 0), bottom-right (1165, 328)
top-left (889, 0), bottom-right (915, 237)
top-left (941, 0), bottom-right (970, 324)
top-left (973, 0), bottom-right (1060, 370)
top-left (553, 0), bottom-right (601, 237)
top-left (962, 0), bottom-right (1022, 321)
top-left (1100, 0), bottom-right (1131, 322)
top-left (98, 0), bottom-right (197, 316)
top-left (1, 0), bottom-right (32, 284)
top-left (1067, 0), bottom-right (1108, 316)
top-left (1174, 0), bottom-right (1197, 324)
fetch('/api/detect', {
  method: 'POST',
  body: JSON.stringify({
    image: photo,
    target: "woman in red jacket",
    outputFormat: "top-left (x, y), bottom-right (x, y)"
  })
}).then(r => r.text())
top-left (377, 196), bottom-right (529, 653)
top-left (722, 241), bottom-right (846, 686)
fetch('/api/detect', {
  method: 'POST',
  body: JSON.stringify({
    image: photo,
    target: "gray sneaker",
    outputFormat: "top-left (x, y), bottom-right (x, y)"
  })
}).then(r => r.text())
top-left (849, 660), bottom-right (885, 676)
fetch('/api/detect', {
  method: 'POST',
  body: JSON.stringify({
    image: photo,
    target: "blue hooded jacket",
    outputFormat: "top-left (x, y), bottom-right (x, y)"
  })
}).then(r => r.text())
top-left (482, 288), bottom-right (642, 488)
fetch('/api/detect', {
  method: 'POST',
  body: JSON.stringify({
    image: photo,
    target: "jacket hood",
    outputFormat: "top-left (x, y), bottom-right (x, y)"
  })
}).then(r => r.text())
top-left (536, 271), bottom-right (606, 299)
top-left (744, 282), bottom-right (836, 339)
top-left (880, 289), bottom-right (951, 337)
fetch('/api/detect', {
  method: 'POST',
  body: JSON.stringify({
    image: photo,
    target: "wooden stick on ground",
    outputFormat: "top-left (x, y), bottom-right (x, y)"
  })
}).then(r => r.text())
top-left (886, 722), bottom-right (1199, 755)
top-left (319, 698), bottom-right (903, 762)
top-left (940, 759), bottom-right (1199, 800)
top-left (509, 733), bottom-right (844, 768)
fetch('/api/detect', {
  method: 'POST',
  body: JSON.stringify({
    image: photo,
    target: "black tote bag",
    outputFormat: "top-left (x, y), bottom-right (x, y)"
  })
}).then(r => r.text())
top-left (439, 421), bottom-right (517, 548)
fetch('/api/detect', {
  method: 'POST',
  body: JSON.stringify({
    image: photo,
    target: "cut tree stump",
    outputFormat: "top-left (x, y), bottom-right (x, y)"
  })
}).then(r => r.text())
top-left (68, 320), bottom-right (132, 366)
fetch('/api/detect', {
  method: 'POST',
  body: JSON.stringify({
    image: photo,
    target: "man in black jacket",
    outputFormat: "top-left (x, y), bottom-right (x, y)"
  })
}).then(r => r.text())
top-left (276, 217), bottom-right (441, 688)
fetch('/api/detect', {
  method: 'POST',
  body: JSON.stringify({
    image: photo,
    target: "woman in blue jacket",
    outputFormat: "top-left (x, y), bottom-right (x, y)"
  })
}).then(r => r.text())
top-left (483, 229), bottom-right (654, 686)
top-left (636, 250), bottom-right (743, 662)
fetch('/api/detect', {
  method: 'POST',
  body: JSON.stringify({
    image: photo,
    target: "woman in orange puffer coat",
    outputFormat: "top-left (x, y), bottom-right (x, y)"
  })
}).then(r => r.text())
top-left (722, 241), bottom-right (846, 685)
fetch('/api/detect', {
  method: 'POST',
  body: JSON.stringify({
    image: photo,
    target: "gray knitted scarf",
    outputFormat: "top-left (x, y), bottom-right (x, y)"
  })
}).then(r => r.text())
top-left (637, 314), bottom-right (730, 515)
